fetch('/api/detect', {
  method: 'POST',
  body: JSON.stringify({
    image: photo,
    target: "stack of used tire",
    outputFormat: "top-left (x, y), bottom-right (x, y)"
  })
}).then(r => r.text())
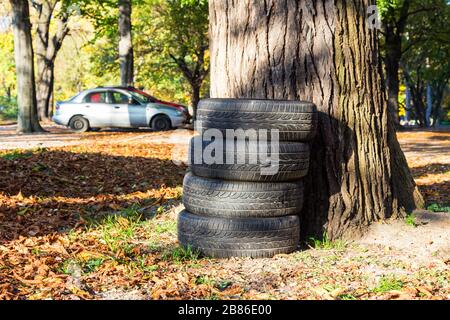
top-left (178, 99), bottom-right (317, 258)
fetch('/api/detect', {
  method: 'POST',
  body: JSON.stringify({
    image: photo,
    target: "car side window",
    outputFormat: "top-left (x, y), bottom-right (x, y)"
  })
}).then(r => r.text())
top-left (84, 91), bottom-right (108, 103)
top-left (110, 91), bottom-right (140, 105)
top-left (110, 92), bottom-right (130, 104)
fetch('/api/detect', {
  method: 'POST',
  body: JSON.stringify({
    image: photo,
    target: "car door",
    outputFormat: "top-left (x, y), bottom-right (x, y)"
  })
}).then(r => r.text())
top-left (82, 91), bottom-right (112, 127)
top-left (110, 91), bottom-right (147, 127)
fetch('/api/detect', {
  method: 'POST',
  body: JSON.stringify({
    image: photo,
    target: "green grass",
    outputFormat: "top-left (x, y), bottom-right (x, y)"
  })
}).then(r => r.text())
top-left (427, 203), bottom-right (450, 213)
top-left (195, 275), bottom-right (215, 286)
top-left (84, 258), bottom-right (105, 273)
top-left (1, 150), bottom-right (33, 161)
top-left (216, 280), bottom-right (233, 291)
top-left (162, 245), bottom-right (200, 263)
top-left (98, 213), bottom-right (141, 256)
top-left (154, 220), bottom-right (177, 234)
top-left (59, 259), bottom-right (80, 276)
top-left (1, 148), bottom-right (48, 161)
top-left (0, 96), bottom-right (18, 121)
top-left (338, 293), bottom-right (357, 300)
top-left (405, 213), bottom-right (417, 227)
top-left (60, 257), bottom-right (105, 275)
top-left (372, 275), bottom-right (404, 293)
top-left (309, 233), bottom-right (347, 250)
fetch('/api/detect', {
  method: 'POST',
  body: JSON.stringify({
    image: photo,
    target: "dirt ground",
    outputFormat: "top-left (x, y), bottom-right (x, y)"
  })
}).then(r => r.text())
top-left (0, 125), bottom-right (448, 300)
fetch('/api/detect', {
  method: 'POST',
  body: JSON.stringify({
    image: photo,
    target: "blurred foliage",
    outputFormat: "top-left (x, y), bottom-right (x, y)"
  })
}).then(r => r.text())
top-left (377, 0), bottom-right (450, 125)
top-left (401, 0), bottom-right (450, 124)
top-left (70, 0), bottom-right (209, 106)
top-left (0, 0), bottom-right (447, 119)
top-left (0, 32), bottom-right (15, 98)
top-left (133, 0), bottom-right (209, 106)
top-left (0, 96), bottom-right (18, 121)
top-left (1, 0), bottom-right (208, 108)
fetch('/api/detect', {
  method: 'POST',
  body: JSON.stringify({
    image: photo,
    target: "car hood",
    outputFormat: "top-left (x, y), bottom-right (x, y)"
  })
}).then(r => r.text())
top-left (147, 103), bottom-right (183, 112)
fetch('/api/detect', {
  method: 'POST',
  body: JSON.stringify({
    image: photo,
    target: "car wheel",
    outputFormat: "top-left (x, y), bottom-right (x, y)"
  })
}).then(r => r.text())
top-left (197, 98), bottom-right (318, 142)
top-left (178, 210), bottom-right (299, 258)
top-left (189, 136), bottom-right (310, 182)
top-left (151, 115), bottom-right (172, 131)
top-left (69, 116), bottom-right (90, 133)
top-left (183, 172), bottom-right (304, 218)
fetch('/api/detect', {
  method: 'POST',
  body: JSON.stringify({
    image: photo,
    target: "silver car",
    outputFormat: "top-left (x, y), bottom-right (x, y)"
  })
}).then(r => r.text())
top-left (52, 87), bottom-right (189, 132)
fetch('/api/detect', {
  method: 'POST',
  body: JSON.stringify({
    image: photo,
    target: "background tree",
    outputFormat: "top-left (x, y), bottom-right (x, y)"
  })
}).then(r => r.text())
top-left (9, 0), bottom-right (43, 133)
top-left (378, 0), bottom-right (443, 127)
top-left (32, 0), bottom-right (70, 120)
top-left (378, 0), bottom-right (411, 127)
top-left (118, 0), bottom-right (133, 86)
top-left (209, 0), bottom-right (424, 239)
top-left (401, 0), bottom-right (449, 126)
top-left (137, 0), bottom-right (209, 116)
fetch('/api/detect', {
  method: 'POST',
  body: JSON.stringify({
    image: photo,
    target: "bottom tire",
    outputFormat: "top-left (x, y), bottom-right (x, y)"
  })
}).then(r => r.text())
top-left (177, 210), bottom-right (300, 258)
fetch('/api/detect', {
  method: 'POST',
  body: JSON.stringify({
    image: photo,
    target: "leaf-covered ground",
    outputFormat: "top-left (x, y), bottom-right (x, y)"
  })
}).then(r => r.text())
top-left (0, 128), bottom-right (448, 300)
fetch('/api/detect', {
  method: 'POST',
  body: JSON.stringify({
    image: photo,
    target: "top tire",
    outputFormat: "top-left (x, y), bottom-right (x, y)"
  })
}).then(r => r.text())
top-left (197, 99), bottom-right (318, 141)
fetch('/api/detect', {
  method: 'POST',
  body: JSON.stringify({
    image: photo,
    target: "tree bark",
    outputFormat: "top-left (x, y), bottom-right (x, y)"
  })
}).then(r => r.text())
top-left (118, 0), bottom-right (134, 87)
top-left (190, 82), bottom-right (201, 120)
top-left (209, 0), bottom-right (424, 240)
top-left (384, 33), bottom-right (402, 128)
top-left (10, 0), bottom-right (44, 133)
top-left (34, 0), bottom-right (69, 121)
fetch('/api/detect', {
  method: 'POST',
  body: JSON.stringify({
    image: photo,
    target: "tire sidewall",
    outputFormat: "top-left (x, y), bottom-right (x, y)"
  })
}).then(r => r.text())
top-left (152, 116), bottom-right (171, 131)
top-left (70, 116), bottom-right (89, 133)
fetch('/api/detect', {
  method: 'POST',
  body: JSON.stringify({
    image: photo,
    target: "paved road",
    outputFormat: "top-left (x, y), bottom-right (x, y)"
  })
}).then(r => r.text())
top-left (0, 124), bottom-right (194, 150)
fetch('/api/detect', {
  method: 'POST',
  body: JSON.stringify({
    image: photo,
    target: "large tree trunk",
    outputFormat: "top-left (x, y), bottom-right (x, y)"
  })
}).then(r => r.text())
top-left (118, 0), bottom-right (134, 86)
top-left (10, 0), bottom-right (44, 133)
top-left (209, 0), bottom-right (424, 240)
top-left (34, 0), bottom-right (69, 121)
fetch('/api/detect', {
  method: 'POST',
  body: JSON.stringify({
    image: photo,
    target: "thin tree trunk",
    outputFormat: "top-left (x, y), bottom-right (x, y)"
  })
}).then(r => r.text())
top-left (36, 63), bottom-right (54, 120)
top-left (382, 0), bottom-right (410, 129)
top-left (10, 0), bottom-right (44, 133)
top-left (384, 37), bottom-right (401, 127)
top-left (190, 82), bottom-right (201, 121)
top-left (431, 81), bottom-right (446, 127)
top-left (405, 78), bottom-right (411, 123)
top-left (34, 0), bottom-right (68, 121)
top-left (209, 0), bottom-right (423, 240)
top-left (118, 0), bottom-right (134, 86)
top-left (426, 81), bottom-right (432, 126)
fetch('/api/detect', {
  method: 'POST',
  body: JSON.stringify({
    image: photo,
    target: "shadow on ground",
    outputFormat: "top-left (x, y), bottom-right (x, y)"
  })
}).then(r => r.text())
top-left (0, 149), bottom-right (186, 241)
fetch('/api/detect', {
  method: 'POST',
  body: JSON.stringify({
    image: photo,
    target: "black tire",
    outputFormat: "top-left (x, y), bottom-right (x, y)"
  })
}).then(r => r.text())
top-left (177, 210), bottom-right (300, 258)
top-left (69, 116), bottom-right (90, 133)
top-left (183, 172), bottom-right (304, 218)
top-left (197, 98), bottom-right (318, 142)
top-left (189, 136), bottom-right (310, 182)
top-left (151, 115), bottom-right (172, 131)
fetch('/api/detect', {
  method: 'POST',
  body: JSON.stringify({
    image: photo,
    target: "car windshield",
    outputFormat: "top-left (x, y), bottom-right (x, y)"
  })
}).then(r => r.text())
top-left (129, 89), bottom-right (157, 104)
